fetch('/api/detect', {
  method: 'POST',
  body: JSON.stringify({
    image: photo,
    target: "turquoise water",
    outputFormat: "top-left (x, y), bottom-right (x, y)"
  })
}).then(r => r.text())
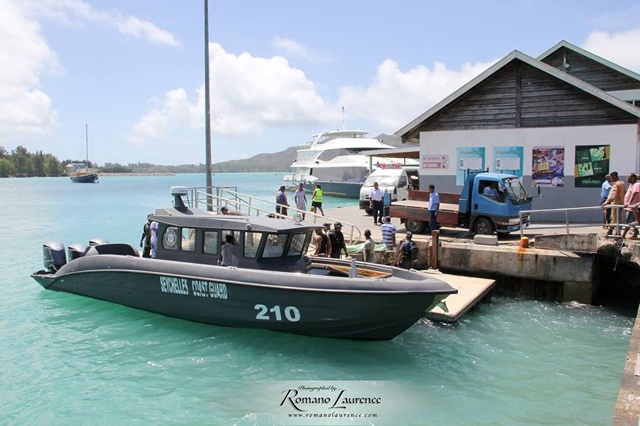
top-left (0, 173), bottom-right (634, 425)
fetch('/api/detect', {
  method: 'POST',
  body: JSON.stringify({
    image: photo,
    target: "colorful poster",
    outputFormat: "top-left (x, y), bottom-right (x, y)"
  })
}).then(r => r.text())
top-left (532, 146), bottom-right (564, 187)
top-left (493, 146), bottom-right (523, 177)
top-left (574, 145), bottom-right (610, 188)
top-left (456, 147), bottom-right (485, 186)
top-left (422, 154), bottom-right (449, 169)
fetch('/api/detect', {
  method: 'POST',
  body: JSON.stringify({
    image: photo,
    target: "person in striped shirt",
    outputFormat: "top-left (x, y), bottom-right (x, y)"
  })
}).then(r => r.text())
top-left (380, 216), bottom-right (397, 249)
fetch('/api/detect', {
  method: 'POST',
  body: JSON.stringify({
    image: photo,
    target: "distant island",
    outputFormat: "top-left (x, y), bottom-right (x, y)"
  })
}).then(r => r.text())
top-left (0, 133), bottom-right (400, 177)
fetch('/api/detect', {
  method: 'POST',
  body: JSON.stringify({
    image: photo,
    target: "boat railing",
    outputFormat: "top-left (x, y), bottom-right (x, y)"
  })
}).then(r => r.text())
top-left (187, 186), bottom-right (362, 245)
top-left (519, 204), bottom-right (626, 237)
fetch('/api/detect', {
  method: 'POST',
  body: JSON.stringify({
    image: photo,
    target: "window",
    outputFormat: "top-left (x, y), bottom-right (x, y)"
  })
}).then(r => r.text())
top-left (288, 233), bottom-right (307, 257)
top-left (263, 233), bottom-right (288, 258)
top-left (244, 232), bottom-right (262, 258)
top-left (204, 231), bottom-right (219, 255)
top-left (163, 227), bottom-right (179, 251)
top-left (182, 227), bottom-right (196, 252)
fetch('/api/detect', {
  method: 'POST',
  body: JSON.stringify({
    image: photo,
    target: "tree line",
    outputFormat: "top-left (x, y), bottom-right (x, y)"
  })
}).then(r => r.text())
top-left (0, 144), bottom-right (299, 177)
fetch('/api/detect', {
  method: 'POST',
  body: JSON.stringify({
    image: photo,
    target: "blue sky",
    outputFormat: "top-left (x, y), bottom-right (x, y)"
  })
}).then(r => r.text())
top-left (2, 0), bottom-right (640, 165)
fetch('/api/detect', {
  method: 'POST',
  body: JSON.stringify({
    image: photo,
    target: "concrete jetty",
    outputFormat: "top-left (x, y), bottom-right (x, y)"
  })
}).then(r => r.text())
top-left (324, 205), bottom-right (640, 424)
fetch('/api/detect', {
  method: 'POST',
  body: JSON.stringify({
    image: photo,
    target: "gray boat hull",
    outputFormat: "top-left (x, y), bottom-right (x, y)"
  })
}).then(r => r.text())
top-left (32, 254), bottom-right (454, 340)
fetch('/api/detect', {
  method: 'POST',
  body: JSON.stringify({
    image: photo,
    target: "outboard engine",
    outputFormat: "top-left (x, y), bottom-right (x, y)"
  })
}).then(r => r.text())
top-left (67, 243), bottom-right (87, 261)
top-left (43, 241), bottom-right (66, 272)
top-left (89, 238), bottom-right (109, 247)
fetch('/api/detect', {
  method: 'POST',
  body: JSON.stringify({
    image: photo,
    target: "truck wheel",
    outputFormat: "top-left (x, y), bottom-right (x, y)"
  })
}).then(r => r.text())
top-left (364, 208), bottom-right (372, 215)
top-left (474, 218), bottom-right (495, 235)
top-left (405, 219), bottom-right (427, 234)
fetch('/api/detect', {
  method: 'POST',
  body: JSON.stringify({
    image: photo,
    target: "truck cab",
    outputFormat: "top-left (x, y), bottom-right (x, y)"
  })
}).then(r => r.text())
top-left (459, 172), bottom-right (532, 234)
top-left (388, 172), bottom-right (532, 235)
top-left (359, 167), bottom-right (419, 214)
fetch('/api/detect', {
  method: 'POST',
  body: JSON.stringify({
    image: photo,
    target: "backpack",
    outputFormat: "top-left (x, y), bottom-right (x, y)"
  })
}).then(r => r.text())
top-left (403, 241), bottom-right (419, 260)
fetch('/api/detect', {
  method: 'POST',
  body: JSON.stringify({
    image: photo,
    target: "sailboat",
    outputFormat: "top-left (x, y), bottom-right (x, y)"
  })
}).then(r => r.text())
top-left (69, 124), bottom-right (99, 183)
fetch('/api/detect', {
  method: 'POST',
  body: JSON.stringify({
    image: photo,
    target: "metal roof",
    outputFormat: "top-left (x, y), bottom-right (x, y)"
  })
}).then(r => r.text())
top-left (537, 40), bottom-right (640, 83)
top-left (395, 48), bottom-right (640, 143)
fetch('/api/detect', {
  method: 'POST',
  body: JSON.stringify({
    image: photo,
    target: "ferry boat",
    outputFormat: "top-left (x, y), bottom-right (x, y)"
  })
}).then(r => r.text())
top-left (283, 129), bottom-right (415, 198)
top-left (31, 187), bottom-right (456, 340)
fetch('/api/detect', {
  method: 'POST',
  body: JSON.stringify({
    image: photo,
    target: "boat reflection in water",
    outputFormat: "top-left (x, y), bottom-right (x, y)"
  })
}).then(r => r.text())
top-left (31, 187), bottom-right (456, 340)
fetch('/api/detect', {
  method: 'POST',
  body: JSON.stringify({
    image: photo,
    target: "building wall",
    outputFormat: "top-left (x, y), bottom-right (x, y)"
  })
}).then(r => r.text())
top-left (418, 124), bottom-right (639, 222)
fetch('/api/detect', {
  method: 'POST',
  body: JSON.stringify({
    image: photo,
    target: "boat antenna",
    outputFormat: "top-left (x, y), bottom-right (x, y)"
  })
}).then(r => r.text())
top-left (204, 0), bottom-right (213, 211)
top-left (341, 106), bottom-right (345, 130)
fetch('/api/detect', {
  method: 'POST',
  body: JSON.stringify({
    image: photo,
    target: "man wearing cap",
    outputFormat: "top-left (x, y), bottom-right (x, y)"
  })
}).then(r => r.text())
top-left (329, 222), bottom-right (349, 259)
top-left (396, 232), bottom-right (418, 269)
top-left (220, 206), bottom-right (229, 215)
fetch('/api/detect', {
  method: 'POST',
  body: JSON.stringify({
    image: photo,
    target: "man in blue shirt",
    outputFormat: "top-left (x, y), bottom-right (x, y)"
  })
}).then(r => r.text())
top-left (428, 184), bottom-right (440, 231)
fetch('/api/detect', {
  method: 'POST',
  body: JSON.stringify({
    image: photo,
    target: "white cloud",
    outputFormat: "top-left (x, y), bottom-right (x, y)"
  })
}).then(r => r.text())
top-left (128, 43), bottom-right (333, 145)
top-left (26, 0), bottom-right (181, 47)
top-left (337, 59), bottom-right (496, 131)
top-left (273, 36), bottom-right (334, 64)
top-left (582, 28), bottom-right (640, 74)
top-left (0, 0), bottom-right (59, 141)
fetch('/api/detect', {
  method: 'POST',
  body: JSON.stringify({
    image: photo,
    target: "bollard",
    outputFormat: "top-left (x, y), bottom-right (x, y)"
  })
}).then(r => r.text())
top-left (520, 236), bottom-right (529, 249)
top-left (430, 230), bottom-right (439, 269)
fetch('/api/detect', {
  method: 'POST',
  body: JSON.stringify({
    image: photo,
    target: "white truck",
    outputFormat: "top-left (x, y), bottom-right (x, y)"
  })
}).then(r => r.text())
top-left (358, 167), bottom-right (419, 215)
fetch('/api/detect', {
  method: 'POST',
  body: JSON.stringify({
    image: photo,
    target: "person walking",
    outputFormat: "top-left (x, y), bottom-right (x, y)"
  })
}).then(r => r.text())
top-left (275, 185), bottom-right (289, 218)
top-left (380, 216), bottom-right (397, 249)
top-left (294, 183), bottom-right (307, 220)
top-left (311, 184), bottom-right (325, 216)
top-left (369, 181), bottom-right (384, 225)
top-left (600, 174), bottom-right (612, 226)
top-left (428, 184), bottom-right (440, 231)
top-left (602, 171), bottom-right (626, 235)
top-left (622, 172), bottom-right (640, 239)
top-left (362, 229), bottom-right (376, 263)
top-left (328, 222), bottom-right (349, 259)
top-left (139, 214), bottom-right (153, 258)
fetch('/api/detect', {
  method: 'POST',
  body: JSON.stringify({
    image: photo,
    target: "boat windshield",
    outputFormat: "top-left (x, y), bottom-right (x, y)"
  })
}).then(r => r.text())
top-left (503, 178), bottom-right (531, 204)
top-left (363, 174), bottom-right (397, 187)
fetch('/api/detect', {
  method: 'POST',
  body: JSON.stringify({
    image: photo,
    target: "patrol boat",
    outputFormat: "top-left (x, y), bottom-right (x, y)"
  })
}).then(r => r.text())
top-left (31, 187), bottom-right (456, 340)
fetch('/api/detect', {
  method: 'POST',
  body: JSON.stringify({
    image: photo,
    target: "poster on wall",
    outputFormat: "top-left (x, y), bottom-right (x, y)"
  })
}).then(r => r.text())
top-left (422, 154), bottom-right (449, 169)
top-left (493, 146), bottom-right (523, 178)
top-left (574, 145), bottom-right (610, 188)
top-left (532, 146), bottom-right (565, 187)
top-left (456, 147), bottom-right (485, 186)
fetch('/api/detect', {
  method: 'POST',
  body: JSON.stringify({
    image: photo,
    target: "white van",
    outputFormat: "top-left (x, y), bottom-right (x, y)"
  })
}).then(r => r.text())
top-left (358, 167), bottom-right (419, 214)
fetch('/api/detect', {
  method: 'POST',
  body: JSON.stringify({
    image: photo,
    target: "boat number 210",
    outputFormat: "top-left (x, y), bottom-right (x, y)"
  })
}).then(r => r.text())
top-left (254, 304), bottom-right (301, 322)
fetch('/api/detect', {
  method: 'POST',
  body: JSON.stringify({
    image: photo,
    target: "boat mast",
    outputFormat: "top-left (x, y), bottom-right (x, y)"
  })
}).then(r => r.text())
top-left (204, 0), bottom-right (213, 211)
top-left (85, 124), bottom-right (89, 168)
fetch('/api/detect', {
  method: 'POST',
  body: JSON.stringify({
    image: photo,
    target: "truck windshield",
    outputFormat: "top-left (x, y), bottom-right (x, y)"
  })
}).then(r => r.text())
top-left (363, 175), bottom-right (397, 187)
top-left (503, 178), bottom-right (531, 204)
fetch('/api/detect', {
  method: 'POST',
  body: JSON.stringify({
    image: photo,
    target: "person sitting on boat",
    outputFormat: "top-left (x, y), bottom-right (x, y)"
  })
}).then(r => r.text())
top-left (220, 206), bottom-right (229, 215)
top-left (313, 228), bottom-right (331, 257)
top-left (221, 234), bottom-right (239, 267)
top-left (275, 185), bottom-right (290, 218)
top-left (329, 222), bottom-right (349, 259)
top-left (396, 232), bottom-right (419, 269)
top-left (139, 215), bottom-right (153, 258)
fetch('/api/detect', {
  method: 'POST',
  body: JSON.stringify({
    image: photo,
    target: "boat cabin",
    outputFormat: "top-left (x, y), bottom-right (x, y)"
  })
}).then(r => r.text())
top-left (151, 187), bottom-right (321, 272)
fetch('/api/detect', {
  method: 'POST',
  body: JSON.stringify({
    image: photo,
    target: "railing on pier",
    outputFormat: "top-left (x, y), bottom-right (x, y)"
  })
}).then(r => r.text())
top-left (185, 186), bottom-right (362, 245)
top-left (519, 204), bottom-right (628, 237)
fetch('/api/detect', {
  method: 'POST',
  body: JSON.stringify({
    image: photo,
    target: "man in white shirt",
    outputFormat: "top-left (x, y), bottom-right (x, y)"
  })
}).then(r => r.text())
top-left (369, 182), bottom-right (384, 225)
top-left (294, 183), bottom-right (307, 220)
